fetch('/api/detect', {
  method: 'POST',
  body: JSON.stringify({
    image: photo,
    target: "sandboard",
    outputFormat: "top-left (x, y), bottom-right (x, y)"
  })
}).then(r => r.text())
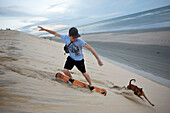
top-left (56, 73), bottom-right (107, 96)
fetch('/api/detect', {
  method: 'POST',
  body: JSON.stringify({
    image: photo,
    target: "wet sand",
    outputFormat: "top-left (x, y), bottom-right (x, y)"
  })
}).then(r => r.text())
top-left (0, 30), bottom-right (170, 113)
top-left (85, 42), bottom-right (170, 87)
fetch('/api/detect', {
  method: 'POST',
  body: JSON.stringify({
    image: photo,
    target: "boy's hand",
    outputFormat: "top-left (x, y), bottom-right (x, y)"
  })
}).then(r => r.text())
top-left (98, 59), bottom-right (103, 66)
top-left (37, 26), bottom-right (61, 37)
top-left (38, 26), bottom-right (46, 31)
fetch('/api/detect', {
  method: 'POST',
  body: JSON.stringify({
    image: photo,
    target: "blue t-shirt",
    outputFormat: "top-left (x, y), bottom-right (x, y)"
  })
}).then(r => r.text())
top-left (61, 34), bottom-right (86, 61)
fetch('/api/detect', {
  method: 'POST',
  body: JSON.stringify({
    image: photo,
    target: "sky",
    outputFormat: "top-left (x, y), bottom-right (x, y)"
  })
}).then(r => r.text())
top-left (0, 0), bottom-right (170, 35)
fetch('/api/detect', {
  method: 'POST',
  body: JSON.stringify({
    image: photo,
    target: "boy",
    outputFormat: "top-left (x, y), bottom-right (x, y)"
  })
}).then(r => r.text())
top-left (38, 26), bottom-right (103, 90)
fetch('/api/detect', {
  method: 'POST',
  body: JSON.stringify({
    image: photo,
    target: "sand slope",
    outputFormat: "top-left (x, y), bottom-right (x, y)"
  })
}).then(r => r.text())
top-left (0, 30), bottom-right (170, 113)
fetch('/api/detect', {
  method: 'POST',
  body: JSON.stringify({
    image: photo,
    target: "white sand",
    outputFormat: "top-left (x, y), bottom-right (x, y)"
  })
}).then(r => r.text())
top-left (0, 30), bottom-right (170, 113)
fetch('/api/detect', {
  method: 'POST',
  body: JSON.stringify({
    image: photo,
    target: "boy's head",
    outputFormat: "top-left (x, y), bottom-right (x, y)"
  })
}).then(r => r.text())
top-left (69, 27), bottom-right (81, 39)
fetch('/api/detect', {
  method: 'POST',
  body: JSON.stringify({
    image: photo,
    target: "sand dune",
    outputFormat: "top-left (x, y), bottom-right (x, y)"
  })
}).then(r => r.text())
top-left (0, 30), bottom-right (170, 113)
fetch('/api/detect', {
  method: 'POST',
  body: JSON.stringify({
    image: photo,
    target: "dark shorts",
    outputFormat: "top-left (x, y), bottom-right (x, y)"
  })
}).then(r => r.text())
top-left (64, 56), bottom-right (86, 73)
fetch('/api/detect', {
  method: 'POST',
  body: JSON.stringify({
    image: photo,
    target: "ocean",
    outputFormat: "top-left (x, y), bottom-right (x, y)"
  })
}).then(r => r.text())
top-left (56, 5), bottom-right (170, 34)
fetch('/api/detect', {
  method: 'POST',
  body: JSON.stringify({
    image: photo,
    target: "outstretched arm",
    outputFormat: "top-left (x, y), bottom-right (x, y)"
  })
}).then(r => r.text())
top-left (84, 43), bottom-right (103, 66)
top-left (38, 26), bottom-right (61, 37)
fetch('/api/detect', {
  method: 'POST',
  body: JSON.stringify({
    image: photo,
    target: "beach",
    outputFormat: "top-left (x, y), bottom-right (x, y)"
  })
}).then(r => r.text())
top-left (0, 30), bottom-right (170, 113)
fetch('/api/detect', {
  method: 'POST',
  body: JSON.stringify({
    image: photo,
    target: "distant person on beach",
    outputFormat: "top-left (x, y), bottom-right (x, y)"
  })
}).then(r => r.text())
top-left (38, 26), bottom-right (103, 90)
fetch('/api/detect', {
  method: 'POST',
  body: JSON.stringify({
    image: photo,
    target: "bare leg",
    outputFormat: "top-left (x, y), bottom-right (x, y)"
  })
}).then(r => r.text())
top-left (82, 72), bottom-right (92, 86)
top-left (63, 69), bottom-right (73, 79)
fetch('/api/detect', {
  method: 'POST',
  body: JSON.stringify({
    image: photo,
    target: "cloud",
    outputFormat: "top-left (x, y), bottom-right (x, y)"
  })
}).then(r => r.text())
top-left (89, 12), bottom-right (122, 19)
top-left (0, 7), bottom-right (34, 17)
top-left (22, 17), bottom-right (48, 24)
top-left (46, 0), bottom-right (75, 14)
top-left (22, 22), bottom-right (58, 33)
top-left (23, 24), bottom-right (68, 34)
top-left (47, 2), bottom-right (67, 9)
top-left (0, 17), bottom-right (33, 29)
top-left (47, 6), bottom-right (68, 14)
top-left (42, 25), bottom-right (68, 29)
